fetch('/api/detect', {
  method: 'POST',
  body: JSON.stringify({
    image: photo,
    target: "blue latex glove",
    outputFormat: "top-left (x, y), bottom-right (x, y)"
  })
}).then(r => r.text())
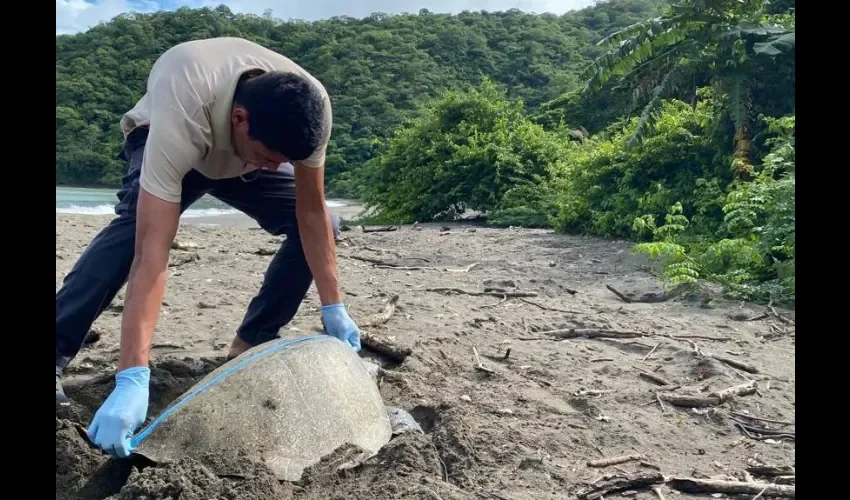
top-left (87, 366), bottom-right (150, 458)
top-left (321, 303), bottom-right (361, 352)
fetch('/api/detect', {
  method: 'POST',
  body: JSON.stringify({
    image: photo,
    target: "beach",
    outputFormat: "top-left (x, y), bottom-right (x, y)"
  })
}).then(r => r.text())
top-left (56, 213), bottom-right (796, 499)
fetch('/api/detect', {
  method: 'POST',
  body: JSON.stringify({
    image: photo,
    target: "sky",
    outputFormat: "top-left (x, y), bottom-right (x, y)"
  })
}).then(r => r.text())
top-left (57, 0), bottom-right (599, 35)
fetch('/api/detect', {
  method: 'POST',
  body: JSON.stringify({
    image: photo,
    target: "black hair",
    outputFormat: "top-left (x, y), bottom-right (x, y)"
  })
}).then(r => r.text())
top-left (233, 71), bottom-right (325, 161)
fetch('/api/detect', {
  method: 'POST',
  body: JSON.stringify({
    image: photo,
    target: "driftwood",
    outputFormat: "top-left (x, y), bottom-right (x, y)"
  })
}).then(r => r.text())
top-left (664, 335), bottom-right (762, 374)
top-left (638, 370), bottom-right (670, 386)
top-left (360, 331), bottom-right (411, 362)
top-left (606, 285), bottom-right (632, 303)
top-left (347, 255), bottom-right (397, 267)
top-left (340, 294), bottom-right (410, 361)
top-left (642, 342), bottom-right (661, 361)
top-left (359, 295), bottom-right (399, 327)
top-left (667, 477), bottom-right (795, 498)
top-left (518, 298), bottom-right (581, 314)
top-left (587, 453), bottom-right (646, 468)
top-left (577, 472), bottom-right (665, 500)
top-left (735, 423), bottom-right (795, 441)
top-left (347, 255), bottom-right (479, 272)
top-left (709, 354), bottom-right (760, 374)
top-left (658, 380), bottom-right (756, 408)
top-left (359, 225), bottom-right (398, 233)
top-left (472, 347), bottom-right (495, 375)
top-left (746, 465), bottom-right (795, 477)
top-left (731, 412), bottom-right (794, 427)
top-left (542, 328), bottom-right (644, 340)
top-left (354, 244), bottom-right (428, 262)
top-left (373, 263), bottom-right (478, 272)
top-left (425, 287), bottom-right (537, 298)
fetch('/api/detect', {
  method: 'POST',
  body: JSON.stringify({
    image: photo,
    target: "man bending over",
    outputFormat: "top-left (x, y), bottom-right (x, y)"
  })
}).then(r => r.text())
top-left (55, 37), bottom-right (360, 458)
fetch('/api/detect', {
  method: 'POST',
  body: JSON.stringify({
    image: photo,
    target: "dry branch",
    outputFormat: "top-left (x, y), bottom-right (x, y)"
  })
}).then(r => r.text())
top-left (342, 295), bottom-right (410, 361)
top-left (425, 287), bottom-right (537, 298)
top-left (658, 380), bottom-right (756, 408)
top-left (638, 370), bottom-right (670, 386)
top-left (667, 477), bottom-right (795, 498)
top-left (360, 331), bottom-right (411, 362)
top-left (477, 294), bottom-right (509, 310)
top-left (577, 472), bottom-right (665, 500)
top-left (587, 453), bottom-right (646, 468)
top-left (745, 465), bottom-right (795, 477)
top-left (360, 225), bottom-right (397, 233)
top-left (346, 255), bottom-right (393, 266)
top-left (347, 255), bottom-right (479, 273)
top-left (541, 328), bottom-right (644, 340)
top-left (642, 343), bottom-right (661, 361)
top-left (518, 298), bottom-right (582, 314)
top-left (376, 262), bottom-right (479, 272)
top-left (606, 284), bottom-right (632, 303)
top-left (359, 294), bottom-right (400, 327)
top-left (665, 334), bottom-right (732, 342)
top-left (651, 486), bottom-right (666, 500)
top-left (731, 412), bottom-right (794, 427)
top-left (472, 347), bottom-right (495, 374)
top-left (768, 305), bottom-right (795, 326)
top-left (709, 355), bottom-right (760, 374)
top-left (735, 423), bottom-right (795, 441)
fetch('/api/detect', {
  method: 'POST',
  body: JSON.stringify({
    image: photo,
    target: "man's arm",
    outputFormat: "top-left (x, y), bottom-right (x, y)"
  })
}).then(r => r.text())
top-left (88, 187), bottom-right (181, 458)
top-left (118, 189), bottom-right (181, 369)
top-left (293, 162), bottom-right (341, 305)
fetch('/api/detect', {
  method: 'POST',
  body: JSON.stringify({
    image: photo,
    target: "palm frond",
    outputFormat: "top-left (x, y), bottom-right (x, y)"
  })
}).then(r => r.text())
top-left (628, 68), bottom-right (679, 149)
top-left (753, 31), bottom-right (795, 56)
top-left (721, 23), bottom-right (788, 39)
top-left (728, 75), bottom-right (752, 133)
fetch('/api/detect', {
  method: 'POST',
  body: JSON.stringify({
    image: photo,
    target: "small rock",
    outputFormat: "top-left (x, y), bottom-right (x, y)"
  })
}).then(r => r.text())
top-left (621, 491), bottom-right (638, 497)
top-left (460, 395), bottom-right (471, 402)
top-left (171, 240), bottom-right (199, 250)
top-left (197, 302), bottom-right (216, 309)
top-left (495, 408), bottom-right (513, 416)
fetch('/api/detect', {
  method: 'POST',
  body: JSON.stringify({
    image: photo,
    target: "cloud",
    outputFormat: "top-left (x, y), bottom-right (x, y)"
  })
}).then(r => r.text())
top-left (56, 0), bottom-right (162, 35)
top-left (57, 0), bottom-right (598, 35)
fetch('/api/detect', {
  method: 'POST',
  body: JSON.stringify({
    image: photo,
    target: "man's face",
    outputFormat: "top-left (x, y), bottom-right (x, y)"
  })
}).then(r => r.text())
top-left (231, 107), bottom-right (288, 170)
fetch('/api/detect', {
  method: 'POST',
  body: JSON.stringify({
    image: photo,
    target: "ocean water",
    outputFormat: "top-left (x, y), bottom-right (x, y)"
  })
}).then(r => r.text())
top-left (56, 186), bottom-right (347, 217)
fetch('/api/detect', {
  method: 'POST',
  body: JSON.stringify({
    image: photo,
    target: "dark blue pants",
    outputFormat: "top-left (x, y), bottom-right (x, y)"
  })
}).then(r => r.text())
top-left (56, 128), bottom-right (339, 369)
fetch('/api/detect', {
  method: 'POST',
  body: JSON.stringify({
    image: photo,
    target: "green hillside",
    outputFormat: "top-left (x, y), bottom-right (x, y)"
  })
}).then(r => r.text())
top-left (56, 1), bottom-right (667, 190)
top-left (55, 0), bottom-right (795, 306)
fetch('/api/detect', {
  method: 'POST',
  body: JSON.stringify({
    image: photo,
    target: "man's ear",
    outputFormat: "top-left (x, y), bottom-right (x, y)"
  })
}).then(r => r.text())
top-left (231, 106), bottom-right (249, 130)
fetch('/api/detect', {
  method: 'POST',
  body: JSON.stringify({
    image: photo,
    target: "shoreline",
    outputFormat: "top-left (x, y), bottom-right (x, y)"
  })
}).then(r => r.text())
top-left (56, 201), bottom-right (366, 229)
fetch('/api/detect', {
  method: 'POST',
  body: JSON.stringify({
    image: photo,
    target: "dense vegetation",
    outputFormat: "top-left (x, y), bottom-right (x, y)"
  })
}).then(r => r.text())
top-left (55, 0), bottom-right (795, 306)
top-left (56, 0), bottom-right (667, 188)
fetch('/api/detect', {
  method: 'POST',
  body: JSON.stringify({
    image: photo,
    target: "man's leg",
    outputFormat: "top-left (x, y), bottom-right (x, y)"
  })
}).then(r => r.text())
top-left (209, 168), bottom-right (340, 357)
top-left (56, 128), bottom-right (212, 377)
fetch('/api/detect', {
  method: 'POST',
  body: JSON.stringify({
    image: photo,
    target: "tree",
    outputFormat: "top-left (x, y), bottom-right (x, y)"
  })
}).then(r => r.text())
top-left (358, 80), bottom-right (567, 223)
top-left (579, 0), bottom-right (795, 178)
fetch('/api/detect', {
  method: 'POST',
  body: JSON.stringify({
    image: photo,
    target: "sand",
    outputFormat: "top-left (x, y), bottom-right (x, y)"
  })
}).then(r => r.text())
top-left (56, 213), bottom-right (796, 499)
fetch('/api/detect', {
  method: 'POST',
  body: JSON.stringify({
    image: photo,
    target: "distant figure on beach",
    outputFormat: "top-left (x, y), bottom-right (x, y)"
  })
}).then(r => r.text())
top-left (55, 37), bottom-right (361, 458)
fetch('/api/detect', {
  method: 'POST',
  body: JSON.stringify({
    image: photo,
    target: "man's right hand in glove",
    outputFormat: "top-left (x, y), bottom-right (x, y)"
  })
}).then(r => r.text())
top-left (87, 367), bottom-right (150, 458)
top-left (86, 188), bottom-right (177, 457)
